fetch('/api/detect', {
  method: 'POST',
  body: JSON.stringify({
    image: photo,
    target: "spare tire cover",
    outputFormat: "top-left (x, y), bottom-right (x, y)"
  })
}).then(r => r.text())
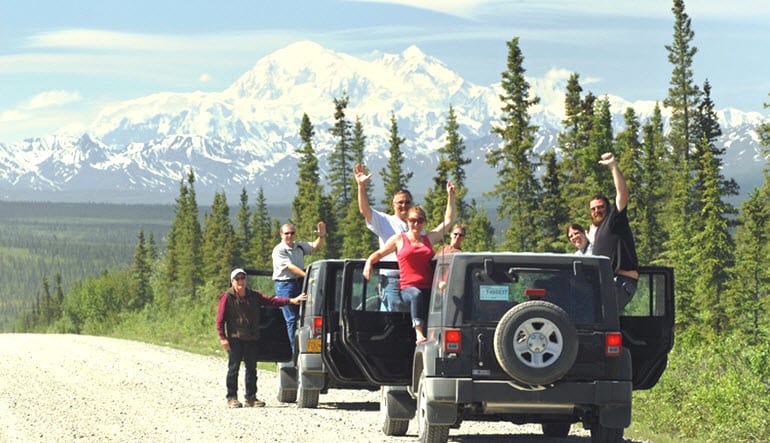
top-left (493, 300), bottom-right (578, 385)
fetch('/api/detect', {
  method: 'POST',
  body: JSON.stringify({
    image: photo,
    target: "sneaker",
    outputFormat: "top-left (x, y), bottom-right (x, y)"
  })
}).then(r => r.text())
top-left (246, 398), bottom-right (265, 408)
top-left (227, 399), bottom-right (243, 408)
top-left (245, 398), bottom-right (266, 408)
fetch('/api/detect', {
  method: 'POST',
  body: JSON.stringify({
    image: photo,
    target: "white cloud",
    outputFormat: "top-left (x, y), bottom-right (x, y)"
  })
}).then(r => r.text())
top-left (347, 0), bottom-right (496, 19)
top-left (0, 110), bottom-right (28, 122)
top-left (198, 73), bottom-right (212, 83)
top-left (24, 90), bottom-right (82, 110)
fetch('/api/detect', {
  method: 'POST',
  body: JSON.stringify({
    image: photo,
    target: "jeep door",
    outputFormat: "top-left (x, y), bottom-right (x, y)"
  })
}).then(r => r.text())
top-left (338, 259), bottom-right (413, 385)
top-left (620, 266), bottom-right (675, 389)
top-left (317, 261), bottom-right (375, 386)
top-left (244, 269), bottom-right (294, 362)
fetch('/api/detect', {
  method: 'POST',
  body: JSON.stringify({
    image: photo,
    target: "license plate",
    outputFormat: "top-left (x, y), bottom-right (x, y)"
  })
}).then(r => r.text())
top-left (306, 338), bottom-right (321, 353)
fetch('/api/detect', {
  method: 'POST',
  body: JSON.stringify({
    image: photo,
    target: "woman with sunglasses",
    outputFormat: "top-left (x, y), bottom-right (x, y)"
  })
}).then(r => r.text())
top-left (363, 186), bottom-right (455, 345)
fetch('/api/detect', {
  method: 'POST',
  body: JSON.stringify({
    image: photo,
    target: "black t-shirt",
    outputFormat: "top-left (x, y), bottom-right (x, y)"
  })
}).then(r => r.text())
top-left (592, 204), bottom-right (638, 273)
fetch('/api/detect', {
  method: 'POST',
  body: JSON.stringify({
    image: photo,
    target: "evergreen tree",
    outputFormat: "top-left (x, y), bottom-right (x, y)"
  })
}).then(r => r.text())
top-left (164, 170), bottom-right (203, 302)
top-left (235, 188), bottom-right (251, 265)
top-left (380, 112), bottom-right (413, 210)
top-left (689, 146), bottom-right (734, 336)
top-left (536, 151), bottom-right (569, 252)
top-left (249, 187), bottom-right (274, 269)
top-left (54, 273), bottom-right (64, 319)
top-left (41, 277), bottom-right (52, 326)
top-left (293, 113), bottom-right (326, 257)
top-left (129, 228), bottom-right (152, 310)
top-left (726, 188), bottom-right (770, 343)
top-left (614, 108), bottom-right (643, 238)
top-left (463, 199), bottom-right (495, 252)
top-left (327, 95), bottom-right (354, 256)
top-left (663, 0), bottom-right (701, 163)
top-left (636, 104), bottom-right (668, 264)
top-left (424, 105), bottom-right (471, 229)
top-left (202, 192), bottom-right (237, 286)
top-left (486, 37), bottom-right (541, 251)
top-left (589, 97), bottom-right (615, 198)
top-left (341, 117), bottom-right (377, 258)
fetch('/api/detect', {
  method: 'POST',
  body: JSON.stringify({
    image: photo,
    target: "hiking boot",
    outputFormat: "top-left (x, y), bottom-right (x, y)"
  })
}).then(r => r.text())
top-left (227, 399), bottom-right (243, 408)
top-left (245, 398), bottom-right (266, 408)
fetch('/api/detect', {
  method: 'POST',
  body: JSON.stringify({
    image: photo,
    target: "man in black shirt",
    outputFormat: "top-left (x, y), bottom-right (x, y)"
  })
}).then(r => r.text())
top-left (587, 152), bottom-right (639, 309)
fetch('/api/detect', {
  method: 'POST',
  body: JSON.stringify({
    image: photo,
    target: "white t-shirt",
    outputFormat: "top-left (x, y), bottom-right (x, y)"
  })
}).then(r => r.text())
top-left (366, 208), bottom-right (406, 263)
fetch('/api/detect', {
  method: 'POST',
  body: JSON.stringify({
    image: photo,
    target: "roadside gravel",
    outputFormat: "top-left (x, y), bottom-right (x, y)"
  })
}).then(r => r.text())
top-left (0, 334), bottom-right (643, 442)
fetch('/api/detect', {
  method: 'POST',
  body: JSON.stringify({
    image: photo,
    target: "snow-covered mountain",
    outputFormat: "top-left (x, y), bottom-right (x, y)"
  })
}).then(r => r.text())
top-left (0, 41), bottom-right (766, 204)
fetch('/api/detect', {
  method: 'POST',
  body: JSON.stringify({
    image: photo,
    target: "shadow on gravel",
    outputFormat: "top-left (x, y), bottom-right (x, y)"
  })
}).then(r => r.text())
top-left (451, 434), bottom-right (639, 443)
top-left (319, 401), bottom-right (379, 411)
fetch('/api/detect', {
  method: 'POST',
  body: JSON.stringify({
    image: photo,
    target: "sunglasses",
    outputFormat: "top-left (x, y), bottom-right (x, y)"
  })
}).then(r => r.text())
top-left (393, 200), bottom-right (412, 206)
top-left (452, 232), bottom-right (465, 237)
top-left (282, 231), bottom-right (296, 235)
top-left (407, 217), bottom-right (425, 224)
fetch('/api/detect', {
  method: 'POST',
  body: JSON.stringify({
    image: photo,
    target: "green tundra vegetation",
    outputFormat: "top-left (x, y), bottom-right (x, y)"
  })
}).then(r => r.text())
top-left (3, 1), bottom-right (769, 441)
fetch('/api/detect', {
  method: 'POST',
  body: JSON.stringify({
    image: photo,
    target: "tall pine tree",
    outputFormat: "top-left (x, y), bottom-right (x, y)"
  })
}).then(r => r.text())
top-left (380, 112), bottom-right (413, 210)
top-left (292, 113), bottom-right (326, 257)
top-left (341, 117), bottom-right (377, 258)
top-left (327, 95), bottom-right (354, 257)
top-left (486, 37), bottom-right (541, 251)
top-left (202, 192), bottom-right (237, 287)
top-left (249, 187), bottom-right (274, 269)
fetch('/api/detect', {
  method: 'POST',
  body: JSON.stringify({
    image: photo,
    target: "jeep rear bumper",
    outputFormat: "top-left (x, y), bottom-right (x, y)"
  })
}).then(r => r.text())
top-left (424, 377), bottom-right (632, 427)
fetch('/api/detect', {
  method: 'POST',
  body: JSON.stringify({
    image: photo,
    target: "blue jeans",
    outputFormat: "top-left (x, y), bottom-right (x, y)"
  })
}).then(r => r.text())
top-left (226, 337), bottom-right (258, 400)
top-left (400, 286), bottom-right (430, 328)
top-left (615, 275), bottom-right (638, 311)
top-left (380, 273), bottom-right (408, 312)
top-left (275, 279), bottom-right (302, 353)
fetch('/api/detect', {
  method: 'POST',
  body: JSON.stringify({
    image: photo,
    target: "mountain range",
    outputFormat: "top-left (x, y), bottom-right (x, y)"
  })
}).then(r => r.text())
top-left (0, 40), bottom-right (766, 205)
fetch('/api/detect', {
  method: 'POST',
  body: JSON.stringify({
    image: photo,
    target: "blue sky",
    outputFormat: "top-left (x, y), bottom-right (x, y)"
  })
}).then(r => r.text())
top-left (1, 0), bottom-right (769, 144)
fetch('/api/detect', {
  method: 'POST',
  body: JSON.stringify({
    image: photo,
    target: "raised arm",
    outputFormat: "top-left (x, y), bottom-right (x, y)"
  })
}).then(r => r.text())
top-left (354, 163), bottom-right (374, 223)
top-left (310, 220), bottom-right (326, 251)
top-left (427, 180), bottom-right (456, 242)
top-left (599, 152), bottom-right (628, 211)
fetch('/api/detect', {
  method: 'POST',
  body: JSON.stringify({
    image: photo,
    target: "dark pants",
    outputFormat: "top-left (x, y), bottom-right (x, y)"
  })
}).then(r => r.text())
top-left (615, 275), bottom-right (638, 311)
top-left (275, 279), bottom-right (302, 352)
top-left (226, 337), bottom-right (259, 401)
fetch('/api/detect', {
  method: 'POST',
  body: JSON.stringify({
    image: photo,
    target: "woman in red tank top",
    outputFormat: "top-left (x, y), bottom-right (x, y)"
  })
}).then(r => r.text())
top-left (364, 200), bottom-right (455, 345)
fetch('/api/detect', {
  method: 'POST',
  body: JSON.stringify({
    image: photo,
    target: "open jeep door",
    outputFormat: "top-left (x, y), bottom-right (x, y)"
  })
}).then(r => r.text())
top-left (338, 259), bottom-right (414, 385)
top-left (244, 268), bottom-right (293, 362)
top-left (316, 261), bottom-right (376, 387)
top-left (620, 266), bottom-right (676, 389)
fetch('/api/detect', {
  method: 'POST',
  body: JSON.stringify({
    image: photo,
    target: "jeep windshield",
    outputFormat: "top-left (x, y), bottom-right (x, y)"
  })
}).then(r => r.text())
top-left (433, 258), bottom-right (601, 325)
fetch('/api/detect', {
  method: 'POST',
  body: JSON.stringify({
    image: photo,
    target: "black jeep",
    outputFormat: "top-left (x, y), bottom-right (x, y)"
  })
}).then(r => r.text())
top-left (334, 253), bottom-right (675, 443)
top-left (276, 259), bottom-right (388, 407)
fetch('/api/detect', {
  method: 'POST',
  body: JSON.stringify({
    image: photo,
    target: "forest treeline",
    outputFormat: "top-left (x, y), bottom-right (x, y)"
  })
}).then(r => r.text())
top-left (8, 1), bottom-right (770, 441)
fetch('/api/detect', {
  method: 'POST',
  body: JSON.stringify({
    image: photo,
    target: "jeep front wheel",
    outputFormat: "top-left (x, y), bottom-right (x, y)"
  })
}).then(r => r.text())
top-left (493, 301), bottom-right (578, 385)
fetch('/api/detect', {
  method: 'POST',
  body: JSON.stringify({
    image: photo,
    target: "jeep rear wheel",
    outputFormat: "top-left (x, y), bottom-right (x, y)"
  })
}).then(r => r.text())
top-left (493, 301), bottom-right (578, 385)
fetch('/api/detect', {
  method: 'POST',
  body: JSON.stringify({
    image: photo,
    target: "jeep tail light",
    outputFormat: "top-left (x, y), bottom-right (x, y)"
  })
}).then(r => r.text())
top-left (605, 332), bottom-right (622, 356)
top-left (444, 329), bottom-right (462, 353)
top-left (524, 288), bottom-right (546, 297)
top-left (313, 316), bottom-right (323, 337)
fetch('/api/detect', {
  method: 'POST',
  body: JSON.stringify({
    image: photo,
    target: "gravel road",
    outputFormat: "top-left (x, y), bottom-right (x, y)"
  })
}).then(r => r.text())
top-left (0, 334), bottom-right (646, 442)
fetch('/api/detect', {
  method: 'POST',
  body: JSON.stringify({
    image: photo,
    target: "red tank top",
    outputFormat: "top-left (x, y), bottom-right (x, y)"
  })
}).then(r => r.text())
top-left (397, 233), bottom-right (434, 289)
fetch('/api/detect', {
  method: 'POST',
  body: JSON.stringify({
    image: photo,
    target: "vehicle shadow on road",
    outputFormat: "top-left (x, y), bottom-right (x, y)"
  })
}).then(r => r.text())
top-left (452, 434), bottom-right (639, 443)
top-left (319, 401), bottom-right (379, 411)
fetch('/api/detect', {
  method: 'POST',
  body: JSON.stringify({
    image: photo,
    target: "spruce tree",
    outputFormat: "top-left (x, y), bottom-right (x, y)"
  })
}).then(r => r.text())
top-left (637, 104), bottom-right (668, 264)
top-left (327, 95), bottom-right (354, 256)
top-left (202, 192), bottom-right (237, 287)
top-left (536, 151), bottom-right (569, 252)
top-left (486, 37), bottom-right (541, 251)
top-left (462, 199), bottom-right (495, 252)
top-left (690, 146), bottom-right (734, 337)
top-left (424, 105), bottom-right (471, 229)
top-left (249, 187), bottom-right (274, 269)
top-left (235, 188), bottom-right (251, 265)
top-left (726, 188), bottom-right (770, 343)
top-left (293, 113), bottom-right (326, 257)
top-left (165, 170), bottom-right (203, 302)
top-left (129, 228), bottom-right (152, 310)
top-left (380, 112), bottom-right (413, 210)
top-left (664, 0), bottom-right (701, 164)
top-left (341, 117), bottom-right (377, 258)
top-left (589, 97), bottom-right (615, 198)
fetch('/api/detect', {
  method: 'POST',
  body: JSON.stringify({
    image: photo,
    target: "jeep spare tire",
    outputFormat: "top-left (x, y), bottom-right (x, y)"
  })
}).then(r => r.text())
top-left (493, 300), bottom-right (578, 385)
